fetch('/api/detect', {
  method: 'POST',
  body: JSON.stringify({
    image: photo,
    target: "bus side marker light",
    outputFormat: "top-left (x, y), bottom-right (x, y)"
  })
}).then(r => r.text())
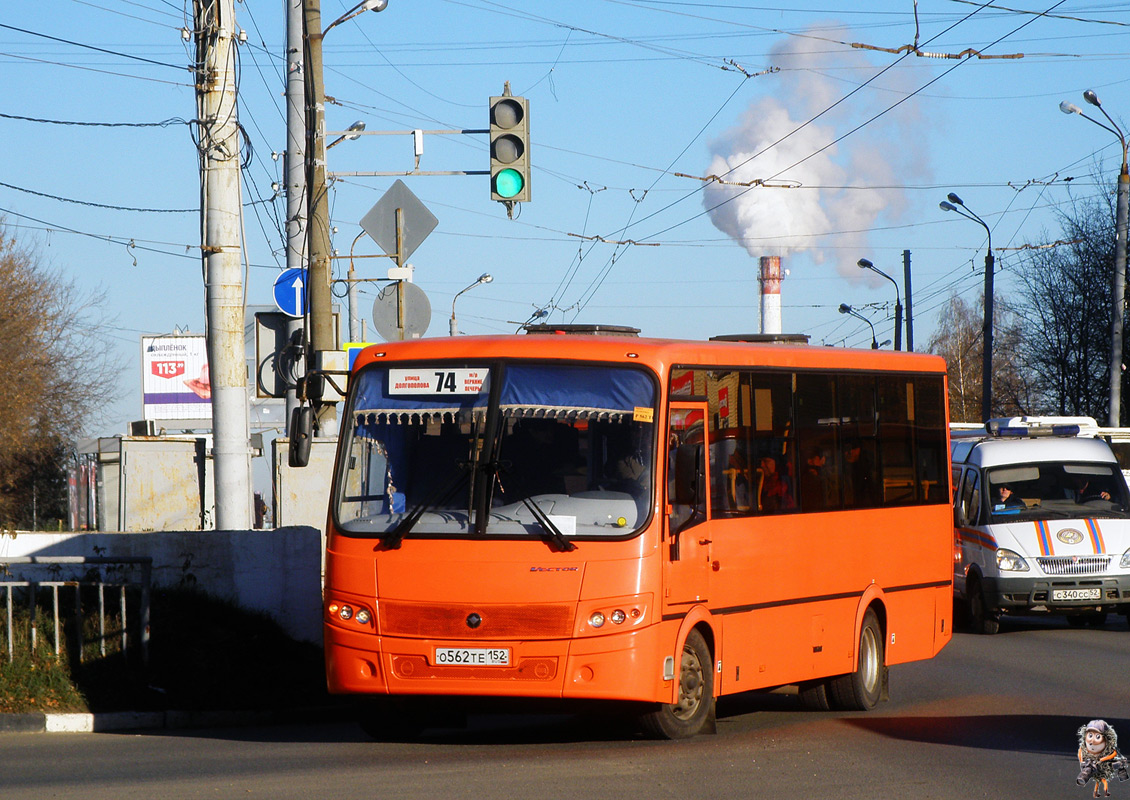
top-left (663, 656), bottom-right (675, 681)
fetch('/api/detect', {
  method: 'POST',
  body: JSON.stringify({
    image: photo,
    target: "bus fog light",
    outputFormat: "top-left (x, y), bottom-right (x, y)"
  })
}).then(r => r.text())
top-left (590, 612), bottom-right (606, 628)
top-left (610, 609), bottom-right (626, 624)
top-left (339, 605), bottom-right (354, 620)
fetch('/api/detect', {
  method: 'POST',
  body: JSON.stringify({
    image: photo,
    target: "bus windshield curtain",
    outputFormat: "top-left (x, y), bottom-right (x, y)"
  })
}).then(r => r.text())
top-left (352, 365), bottom-right (654, 426)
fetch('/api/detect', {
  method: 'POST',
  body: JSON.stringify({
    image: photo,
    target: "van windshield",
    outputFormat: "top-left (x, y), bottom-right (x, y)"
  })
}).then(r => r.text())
top-left (334, 361), bottom-right (657, 543)
top-left (984, 462), bottom-right (1130, 523)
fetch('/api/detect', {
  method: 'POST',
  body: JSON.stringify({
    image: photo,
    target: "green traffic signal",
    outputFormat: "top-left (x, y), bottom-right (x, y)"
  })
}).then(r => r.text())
top-left (493, 168), bottom-right (524, 199)
top-left (489, 90), bottom-right (530, 204)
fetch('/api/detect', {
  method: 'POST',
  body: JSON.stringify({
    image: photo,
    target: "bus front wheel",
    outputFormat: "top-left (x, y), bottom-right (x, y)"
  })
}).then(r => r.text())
top-left (640, 629), bottom-right (715, 739)
top-left (828, 609), bottom-right (885, 711)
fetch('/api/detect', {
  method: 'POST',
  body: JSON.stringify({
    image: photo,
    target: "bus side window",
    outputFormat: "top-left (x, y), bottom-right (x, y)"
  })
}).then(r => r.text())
top-left (670, 441), bottom-right (706, 535)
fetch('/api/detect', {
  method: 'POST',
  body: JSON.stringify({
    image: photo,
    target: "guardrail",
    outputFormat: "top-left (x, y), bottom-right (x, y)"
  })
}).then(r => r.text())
top-left (0, 556), bottom-right (152, 666)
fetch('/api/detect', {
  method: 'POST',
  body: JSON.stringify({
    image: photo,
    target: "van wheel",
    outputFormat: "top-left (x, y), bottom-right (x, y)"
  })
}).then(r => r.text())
top-left (967, 577), bottom-right (1000, 635)
top-left (639, 630), bottom-right (715, 739)
top-left (829, 609), bottom-right (885, 711)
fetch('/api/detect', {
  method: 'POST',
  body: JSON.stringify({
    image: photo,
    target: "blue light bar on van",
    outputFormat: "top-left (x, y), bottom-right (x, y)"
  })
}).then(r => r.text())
top-left (1050, 424), bottom-right (1082, 436)
top-left (989, 423), bottom-right (1081, 438)
top-left (993, 427), bottom-right (1030, 437)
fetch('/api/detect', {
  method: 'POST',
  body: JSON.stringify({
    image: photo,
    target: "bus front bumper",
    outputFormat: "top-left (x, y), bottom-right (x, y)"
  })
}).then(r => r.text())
top-left (324, 623), bottom-right (668, 703)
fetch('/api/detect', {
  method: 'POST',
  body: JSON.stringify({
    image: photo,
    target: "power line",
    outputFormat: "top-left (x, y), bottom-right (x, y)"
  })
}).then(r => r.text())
top-left (0, 22), bottom-right (189, 71)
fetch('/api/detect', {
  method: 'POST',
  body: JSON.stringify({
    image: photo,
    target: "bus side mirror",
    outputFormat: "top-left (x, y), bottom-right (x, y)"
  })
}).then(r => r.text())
top-left (288, 406), bottom-right (313, 468)
top-left (673, 442), bottom-right (701, 506)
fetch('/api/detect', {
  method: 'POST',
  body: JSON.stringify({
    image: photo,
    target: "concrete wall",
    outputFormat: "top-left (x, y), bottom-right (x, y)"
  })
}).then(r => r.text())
top-left (0, 527), bottom-right (322, 644)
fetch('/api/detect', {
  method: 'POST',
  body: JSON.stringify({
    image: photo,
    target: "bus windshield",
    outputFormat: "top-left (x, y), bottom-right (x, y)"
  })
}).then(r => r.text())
top-left (335, 361), bottom-right (657, 543)
top-left (984, 461), bottom-right (1130, 523)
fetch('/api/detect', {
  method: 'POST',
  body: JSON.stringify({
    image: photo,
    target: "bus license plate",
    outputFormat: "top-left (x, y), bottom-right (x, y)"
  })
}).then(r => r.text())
top-left (434, 647), bottom-right (510, 666)
top-left (1052, 588), bottom-right (1101, 601)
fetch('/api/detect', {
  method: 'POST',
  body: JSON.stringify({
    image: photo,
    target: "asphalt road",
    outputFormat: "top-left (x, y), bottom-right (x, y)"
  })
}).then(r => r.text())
top-left (2, 615), bottom-right (1128, 800)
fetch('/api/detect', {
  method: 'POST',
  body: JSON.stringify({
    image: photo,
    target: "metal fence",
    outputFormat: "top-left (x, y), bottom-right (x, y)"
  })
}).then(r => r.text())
top-left (0, 556), bottom-right (152, 666)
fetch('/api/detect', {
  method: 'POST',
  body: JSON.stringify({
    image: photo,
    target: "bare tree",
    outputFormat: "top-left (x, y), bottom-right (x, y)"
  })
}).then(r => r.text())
top-left (927, 293), bottom-right (1030, 423)
top-left (1012, 183), bottom-right (1115, 420)
top-left (0, 224), bottom-right (120, 527)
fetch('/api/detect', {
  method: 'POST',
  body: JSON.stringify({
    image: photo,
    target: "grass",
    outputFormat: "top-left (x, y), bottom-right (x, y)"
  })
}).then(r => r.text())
top-left (0, 587), bottom-right (334, 715)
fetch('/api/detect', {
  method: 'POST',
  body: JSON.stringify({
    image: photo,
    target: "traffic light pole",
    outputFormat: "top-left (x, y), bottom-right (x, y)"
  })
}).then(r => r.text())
top-left (303, 0), bottom-right (338, 434)
top-left (284, 0), bottom-right (306, 429)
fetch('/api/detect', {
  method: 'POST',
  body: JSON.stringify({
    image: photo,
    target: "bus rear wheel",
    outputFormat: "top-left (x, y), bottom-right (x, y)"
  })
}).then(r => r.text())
top-left (639, 629), bottom-right (715, 739)
top-left (828, 609), bottom-right (885, 711)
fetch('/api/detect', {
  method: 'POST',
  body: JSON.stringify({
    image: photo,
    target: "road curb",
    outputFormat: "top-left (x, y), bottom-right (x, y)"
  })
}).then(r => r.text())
top-left (1, 706), bottom-right (352, 734)
top-left (0, 713), bottom-right (46, 734)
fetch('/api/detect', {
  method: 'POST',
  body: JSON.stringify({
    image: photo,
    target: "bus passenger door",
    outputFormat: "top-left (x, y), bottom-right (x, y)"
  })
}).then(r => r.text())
top-left (664, 404), bottom-right (713, 608)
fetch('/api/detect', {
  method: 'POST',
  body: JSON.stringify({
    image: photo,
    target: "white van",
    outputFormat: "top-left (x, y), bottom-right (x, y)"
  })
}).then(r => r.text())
top-left (951, 416), bottom-right (1130, 633)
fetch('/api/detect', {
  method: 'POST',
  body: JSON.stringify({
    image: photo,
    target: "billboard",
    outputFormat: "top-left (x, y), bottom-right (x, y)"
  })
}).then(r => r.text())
top-left (141, 335), bottom-right (211, 422)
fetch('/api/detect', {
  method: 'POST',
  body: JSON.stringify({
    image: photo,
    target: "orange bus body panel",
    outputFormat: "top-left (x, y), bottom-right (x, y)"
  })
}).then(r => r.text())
top-left (325, 334), bottom-right (952, 709)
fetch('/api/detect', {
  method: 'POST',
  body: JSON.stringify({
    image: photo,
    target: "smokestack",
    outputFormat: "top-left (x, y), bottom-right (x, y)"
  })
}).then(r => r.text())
top-left (759, 256), bottom-right (782, 335)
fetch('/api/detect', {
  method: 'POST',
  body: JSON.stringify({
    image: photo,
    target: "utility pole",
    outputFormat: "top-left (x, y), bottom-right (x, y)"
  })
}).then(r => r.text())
top-left (903, 249), bottom-right (914, 352)
top-left (1114, 164), bottom-right (1129, 426)
top-left (284, 0), bottom-right (306, 429)
top-left (194, 0), bottom-right (252, 529)
top-left (304, 0), bottom-right (337, 435)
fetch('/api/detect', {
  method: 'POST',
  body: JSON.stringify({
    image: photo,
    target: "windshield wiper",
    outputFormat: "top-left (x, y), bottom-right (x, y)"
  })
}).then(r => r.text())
top-left (521, 495), bottom-right (577, 553)
top-left (383, 465), bottom-right (470, 549)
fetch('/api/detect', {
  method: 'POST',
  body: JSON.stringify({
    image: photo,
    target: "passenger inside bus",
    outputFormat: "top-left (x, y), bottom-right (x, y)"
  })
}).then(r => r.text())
top-left (757, 455), bottom-right (793, 512)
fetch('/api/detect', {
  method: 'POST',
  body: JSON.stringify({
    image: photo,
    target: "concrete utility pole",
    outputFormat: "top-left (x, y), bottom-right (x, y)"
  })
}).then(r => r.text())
top-left (284, 0), bottom-right (306, 428)
top-left (194, 0), bottom-right (252, 529)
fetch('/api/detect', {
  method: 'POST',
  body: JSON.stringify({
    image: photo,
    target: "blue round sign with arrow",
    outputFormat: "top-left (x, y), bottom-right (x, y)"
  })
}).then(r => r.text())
top-left (273, 267), bottom-right (306, 318)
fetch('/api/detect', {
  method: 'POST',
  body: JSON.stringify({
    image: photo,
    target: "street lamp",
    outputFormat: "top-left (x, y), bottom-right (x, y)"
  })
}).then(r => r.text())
top-left (450, 273), bottom-right (493, 335)
top-left (940, 193), bottom-right (995, 422)
top-left (839, 303), bottom-right (878, 349)
top-left (857, 258), bottom-right (903, 351)
top-left (1060, 90), bottom-right (1130, 426)
top-left (327, 120), bottom-right (366, 150)
top-left (323, 0), bottom-right (387, 34)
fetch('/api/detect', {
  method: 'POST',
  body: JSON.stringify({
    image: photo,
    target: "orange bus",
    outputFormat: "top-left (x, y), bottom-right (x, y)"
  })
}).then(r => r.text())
top-left (321, 330), bottom-right (952, 738)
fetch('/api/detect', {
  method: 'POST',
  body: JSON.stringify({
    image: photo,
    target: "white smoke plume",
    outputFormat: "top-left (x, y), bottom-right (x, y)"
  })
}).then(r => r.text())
top-left (704, 27), bottom-right (929, 278)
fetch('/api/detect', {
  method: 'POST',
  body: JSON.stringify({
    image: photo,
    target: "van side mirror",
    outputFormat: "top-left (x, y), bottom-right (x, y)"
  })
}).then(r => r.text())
top-left (288, 406), bottom-right (313, 468)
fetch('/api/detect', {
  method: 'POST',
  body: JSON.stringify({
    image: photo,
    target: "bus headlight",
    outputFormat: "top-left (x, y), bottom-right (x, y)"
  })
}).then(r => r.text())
top-left (996, 548), bottom-right (1030, 572)
top-left (1121, 548), bottom-right (1130, 569)
top-left (590, 612), bottom-right (606, 628)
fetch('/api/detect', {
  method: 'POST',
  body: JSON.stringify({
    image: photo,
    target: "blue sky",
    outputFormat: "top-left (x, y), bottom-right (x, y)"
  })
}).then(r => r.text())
top-left (3, 0), bottom-right (1129, 439)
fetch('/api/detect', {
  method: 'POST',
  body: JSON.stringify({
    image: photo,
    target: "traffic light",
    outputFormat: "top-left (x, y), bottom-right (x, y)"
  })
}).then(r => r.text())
top-left (489, 92), bottom-right (530, 204)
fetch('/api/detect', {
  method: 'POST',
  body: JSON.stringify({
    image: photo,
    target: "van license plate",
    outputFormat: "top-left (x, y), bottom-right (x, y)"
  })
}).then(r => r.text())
top-left (434, 647), bottom-right (510, 666)
top-left (1052, 588), bottom-right (1101, 601)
